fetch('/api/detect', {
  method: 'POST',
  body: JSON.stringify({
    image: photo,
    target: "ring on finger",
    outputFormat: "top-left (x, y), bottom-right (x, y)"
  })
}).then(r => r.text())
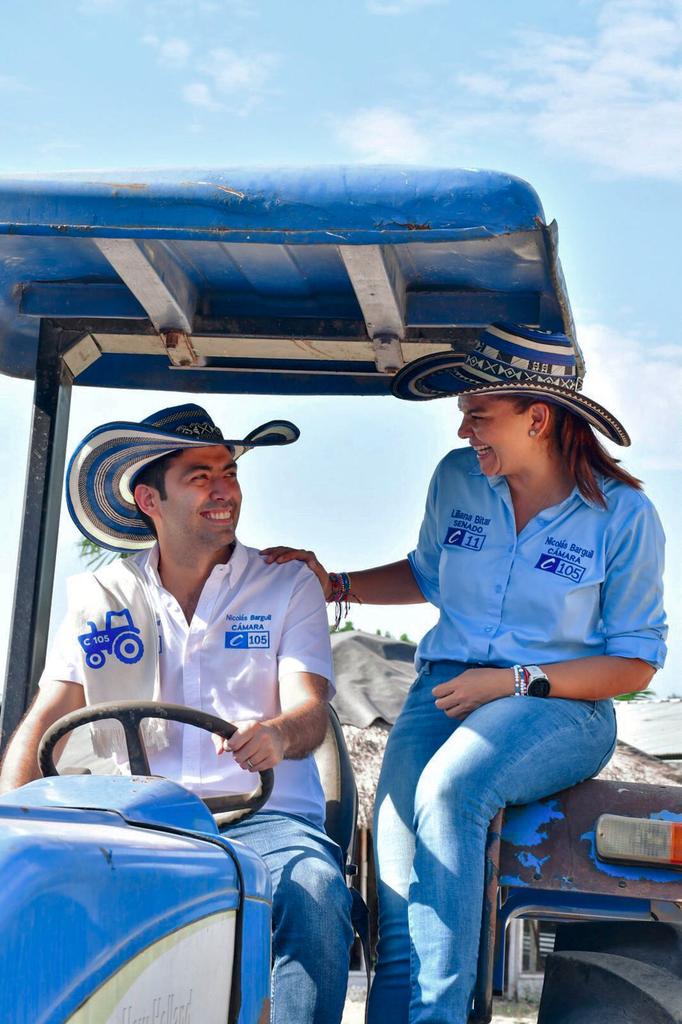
top-left (246, 758), bottom-right (255, 771)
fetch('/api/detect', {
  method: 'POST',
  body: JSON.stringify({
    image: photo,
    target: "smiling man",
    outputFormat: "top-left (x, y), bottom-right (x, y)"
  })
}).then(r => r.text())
top-left (0, 403), bottom-right (353, 1024)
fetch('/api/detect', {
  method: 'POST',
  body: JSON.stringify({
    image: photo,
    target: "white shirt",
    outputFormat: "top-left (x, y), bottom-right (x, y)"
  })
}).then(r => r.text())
top-left (45, 541), bottom-right (334, 827)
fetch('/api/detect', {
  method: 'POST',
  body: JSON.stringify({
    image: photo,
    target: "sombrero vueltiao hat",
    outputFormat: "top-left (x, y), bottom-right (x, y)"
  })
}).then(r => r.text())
top-left (391, 322), bottom-right (630, 446)
top-left (66, 403), bottom-right (300, 552)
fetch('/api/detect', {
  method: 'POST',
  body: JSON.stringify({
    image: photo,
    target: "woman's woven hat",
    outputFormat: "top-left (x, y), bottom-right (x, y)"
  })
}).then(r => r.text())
top-left (391, 322), bottom-right (629, 446)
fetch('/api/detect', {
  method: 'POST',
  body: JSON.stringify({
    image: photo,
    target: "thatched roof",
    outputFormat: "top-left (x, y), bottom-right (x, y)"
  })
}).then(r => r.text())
top-left (330, 629), bottom-right (415, 728)
top-left (331, 632), bottom-right (682, 828)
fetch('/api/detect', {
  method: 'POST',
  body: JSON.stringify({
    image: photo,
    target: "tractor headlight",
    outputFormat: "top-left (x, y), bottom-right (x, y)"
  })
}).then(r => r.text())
top-left (596, 814), bottom-right (682, 868)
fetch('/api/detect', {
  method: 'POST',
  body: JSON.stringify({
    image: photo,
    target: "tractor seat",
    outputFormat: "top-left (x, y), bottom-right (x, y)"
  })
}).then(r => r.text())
top-left (314, 705), bottom-right (370, 986)
top-left (314, 705), bottom-right (358, 868)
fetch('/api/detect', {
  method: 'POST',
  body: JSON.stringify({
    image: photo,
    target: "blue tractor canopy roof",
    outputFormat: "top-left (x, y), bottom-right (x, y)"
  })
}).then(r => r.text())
top-left (0, 166), bottom-right (577, 395)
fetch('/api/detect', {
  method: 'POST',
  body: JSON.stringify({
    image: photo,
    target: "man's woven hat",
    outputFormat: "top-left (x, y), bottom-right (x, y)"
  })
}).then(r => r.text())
top-left (66, 403), bottom-right (299, 551)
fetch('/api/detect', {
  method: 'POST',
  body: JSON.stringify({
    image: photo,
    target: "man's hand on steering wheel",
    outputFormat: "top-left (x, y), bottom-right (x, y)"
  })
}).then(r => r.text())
top-left (214, 719), bottom-right (285, 772)
top-left (37, 701), bottom-right (274, 821)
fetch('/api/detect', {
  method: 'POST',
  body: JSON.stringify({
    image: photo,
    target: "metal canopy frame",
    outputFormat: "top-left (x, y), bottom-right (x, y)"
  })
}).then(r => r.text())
top-left (1, 323), bottom-right (74, 748)
top-left (0, 166), bottom-right (577, 748)
top-left (0, 167), bottom-right (578, 390)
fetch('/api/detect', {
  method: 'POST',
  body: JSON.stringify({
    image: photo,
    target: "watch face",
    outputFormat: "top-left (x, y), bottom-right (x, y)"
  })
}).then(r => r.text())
top-left (528, 677), bottom-right (551, 698)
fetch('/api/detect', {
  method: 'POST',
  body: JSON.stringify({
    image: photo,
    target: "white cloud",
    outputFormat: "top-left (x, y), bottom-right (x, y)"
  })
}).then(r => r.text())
top-left (334, 1), bottom-right (682, 178)
top-left (143, 25), bottom-right (276, 117)
top-left (576, 319), bottom-right (682, 469)
top-left (336, 107), bottom-right (431, 162)
top-left (143, 35), bottom-right (191, 66)
top-left (181, 47), bottom-right (278, 116)
top-left (455, 0), bottom-right (682, 181)
top-left (205, 48), bottom-right (278, 114)
top-left (183, 82), bottom-right (223, 111)
top-left (368, 0), bottom-right (446, 13)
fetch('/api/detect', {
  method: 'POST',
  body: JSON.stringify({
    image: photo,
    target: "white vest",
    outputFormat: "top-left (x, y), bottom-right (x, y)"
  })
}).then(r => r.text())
top-left (67, 559), bottom-right (168, 758)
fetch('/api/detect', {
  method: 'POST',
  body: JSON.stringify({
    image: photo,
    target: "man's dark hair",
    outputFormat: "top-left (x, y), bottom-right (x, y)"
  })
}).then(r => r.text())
top-left (133, 449), bottom-right (183, 538)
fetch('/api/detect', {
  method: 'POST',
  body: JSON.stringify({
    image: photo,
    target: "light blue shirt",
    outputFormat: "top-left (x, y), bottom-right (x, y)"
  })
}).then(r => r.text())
top-left (408, 447), bottom-right (667, 671)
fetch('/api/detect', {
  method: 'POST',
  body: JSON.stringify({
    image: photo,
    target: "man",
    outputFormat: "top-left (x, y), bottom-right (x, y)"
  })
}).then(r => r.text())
top-left (0, 403), bottom-right (353, 1024)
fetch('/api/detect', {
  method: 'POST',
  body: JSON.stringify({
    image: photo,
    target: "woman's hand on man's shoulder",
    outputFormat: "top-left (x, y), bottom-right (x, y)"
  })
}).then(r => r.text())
top-left (260, 546), bottom-right (332, 599)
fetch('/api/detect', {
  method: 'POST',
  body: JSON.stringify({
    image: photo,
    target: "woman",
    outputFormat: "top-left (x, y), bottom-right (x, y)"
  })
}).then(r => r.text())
top-left (263, 323), bottom-right (667, 1024)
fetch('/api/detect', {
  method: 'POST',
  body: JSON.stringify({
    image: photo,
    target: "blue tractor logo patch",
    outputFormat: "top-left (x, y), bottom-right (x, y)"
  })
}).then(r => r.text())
top-left (78, 609), bottom-right (144, 669)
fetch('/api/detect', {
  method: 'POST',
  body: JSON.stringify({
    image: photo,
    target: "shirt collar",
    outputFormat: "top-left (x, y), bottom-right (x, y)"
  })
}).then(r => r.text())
top-left (141, 543), bottom-right (161, 587)
top-left (575, 487), bottom-right (605, 511)
top-left (465, 447), bottom-right (607, 513)
top-left (224, 539), bottom-right (248, 585)
top-left (140, 539), bottom-right (248, 589)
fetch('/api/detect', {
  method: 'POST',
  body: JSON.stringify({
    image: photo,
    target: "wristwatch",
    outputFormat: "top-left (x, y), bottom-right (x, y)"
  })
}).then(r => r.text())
top-left (525, 664), bottom-right (551, 698)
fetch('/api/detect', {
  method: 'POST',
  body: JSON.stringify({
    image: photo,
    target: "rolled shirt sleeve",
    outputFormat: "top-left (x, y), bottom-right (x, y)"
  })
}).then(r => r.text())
top-left (407, 460), bottom-right (443, 606)
top-left (601, 493), bottom-right (667, 668)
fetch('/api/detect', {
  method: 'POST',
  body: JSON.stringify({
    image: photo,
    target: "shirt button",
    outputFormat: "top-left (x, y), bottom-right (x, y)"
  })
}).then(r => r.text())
top-left (484, 626), bottom-right (493, 633)
top-left (508, 545), bottom-right (514, 553)
top-left (495, 585), bottom-right (502, 593)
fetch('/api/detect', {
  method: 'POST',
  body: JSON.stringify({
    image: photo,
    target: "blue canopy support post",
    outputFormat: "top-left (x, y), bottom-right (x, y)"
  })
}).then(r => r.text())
top-left (0, 322), bottom-right (74, 752)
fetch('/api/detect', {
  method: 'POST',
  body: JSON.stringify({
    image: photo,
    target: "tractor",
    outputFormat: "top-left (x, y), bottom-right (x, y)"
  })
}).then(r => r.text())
top-left (0, 167), bottom-right (679, 1022)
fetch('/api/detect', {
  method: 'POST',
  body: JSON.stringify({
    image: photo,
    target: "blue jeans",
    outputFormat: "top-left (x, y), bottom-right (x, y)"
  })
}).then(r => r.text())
top-left (368, 661), bottom-right (617, 1024)
top-left (223, 811), bottom-right (354, 1024)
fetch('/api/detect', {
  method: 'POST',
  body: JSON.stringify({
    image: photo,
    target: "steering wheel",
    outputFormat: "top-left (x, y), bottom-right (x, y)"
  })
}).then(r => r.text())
top-left (37, 700), bottom-right (274, 823)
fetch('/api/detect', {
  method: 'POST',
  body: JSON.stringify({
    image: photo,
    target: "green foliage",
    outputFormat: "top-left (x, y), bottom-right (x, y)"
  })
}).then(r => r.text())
top-left (329, 619), bottom-right (356, 634)
top-left (330, 622), bottom-right (416, 640)
top-left (614, 690), bottom-right (656, 701)
top-left (78, 538), bottom-right (128, 570)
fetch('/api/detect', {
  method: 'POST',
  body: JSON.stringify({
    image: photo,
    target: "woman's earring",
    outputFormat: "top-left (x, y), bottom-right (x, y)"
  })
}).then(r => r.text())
top-left (529, 429), bottom-right (538, 437)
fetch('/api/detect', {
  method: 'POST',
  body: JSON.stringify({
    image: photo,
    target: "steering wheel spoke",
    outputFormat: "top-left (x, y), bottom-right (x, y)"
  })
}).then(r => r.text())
top-left (122, 722), bottom-right (151, 777)
top-left (37, 700), bottom-right (274, 822)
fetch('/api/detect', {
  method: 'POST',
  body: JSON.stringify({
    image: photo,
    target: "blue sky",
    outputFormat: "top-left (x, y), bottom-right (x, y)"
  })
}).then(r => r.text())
top-left (1, 0), bottom-right (681, 695)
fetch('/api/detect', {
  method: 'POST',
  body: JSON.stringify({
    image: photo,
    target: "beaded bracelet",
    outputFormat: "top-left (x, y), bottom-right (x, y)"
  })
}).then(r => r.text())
top-left (328, 571), bottom-right (353, 629)
top-left (513, 664), bottom-right (529, 697)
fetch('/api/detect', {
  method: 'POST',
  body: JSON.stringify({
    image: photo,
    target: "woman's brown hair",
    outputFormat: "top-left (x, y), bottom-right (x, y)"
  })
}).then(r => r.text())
top-left (511, 397), bottom-right (642, 508)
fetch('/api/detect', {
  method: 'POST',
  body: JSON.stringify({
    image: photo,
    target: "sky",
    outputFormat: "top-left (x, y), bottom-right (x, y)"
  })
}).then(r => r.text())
top-left (0, 0), bottom-right (681, 696)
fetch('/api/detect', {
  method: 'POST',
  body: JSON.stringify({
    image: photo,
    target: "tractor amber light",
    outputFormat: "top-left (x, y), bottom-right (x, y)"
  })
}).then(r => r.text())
top-left (596, 814), bottom-right (682, 868)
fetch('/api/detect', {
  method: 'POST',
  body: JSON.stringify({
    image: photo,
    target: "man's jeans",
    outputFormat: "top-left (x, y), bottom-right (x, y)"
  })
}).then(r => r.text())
top-left (223, 811), bottom-right (353, 1024)
top-left (368, 661), bottom-right (617, 1024)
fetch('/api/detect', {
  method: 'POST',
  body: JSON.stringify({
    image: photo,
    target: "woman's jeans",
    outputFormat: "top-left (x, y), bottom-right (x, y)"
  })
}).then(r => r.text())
top-left (223, 812), bottom-right (354, 1024)
top-left (368, 661), bottom-right (617, 1024)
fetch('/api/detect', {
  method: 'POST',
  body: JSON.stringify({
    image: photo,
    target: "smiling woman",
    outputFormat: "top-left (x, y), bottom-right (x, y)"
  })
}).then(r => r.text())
top-left (262, 320), bottom-right (668, 1024)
